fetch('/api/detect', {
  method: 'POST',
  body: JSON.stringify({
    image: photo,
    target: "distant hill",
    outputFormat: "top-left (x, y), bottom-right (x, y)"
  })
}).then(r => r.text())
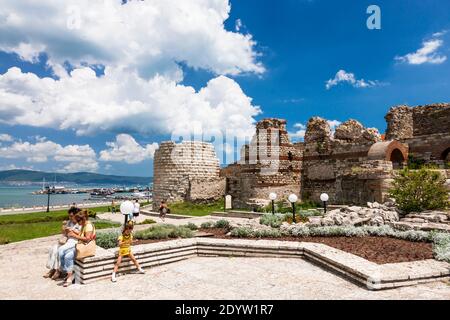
top-left (0, 170), bottom-right (152, 185)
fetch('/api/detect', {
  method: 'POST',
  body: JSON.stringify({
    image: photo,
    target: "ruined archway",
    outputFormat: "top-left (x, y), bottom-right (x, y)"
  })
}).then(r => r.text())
top-left (367, 141), bottom-right (409, 169)
top-left (390, 148), bottom-right (406, 169)
top-left (441, 147), bottom-right (450, 162)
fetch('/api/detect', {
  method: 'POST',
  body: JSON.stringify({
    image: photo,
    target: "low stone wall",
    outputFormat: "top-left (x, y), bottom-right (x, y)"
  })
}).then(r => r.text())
top-left (75, 238), bottom-right (450, 290)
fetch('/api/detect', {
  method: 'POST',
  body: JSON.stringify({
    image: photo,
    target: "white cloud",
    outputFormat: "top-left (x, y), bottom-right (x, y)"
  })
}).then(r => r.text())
top-left (0, 1), bottom-right (263, 141)
top-left (0, 137), bottom-right (98, 172)
top-left (0, 164), bottom-right (34, 171)
top-left (325, 70), bottom-right (380, 90)
top-left (0, 134), bottom-right (13, 142)
top-left (289, 120), bottom-right (341, 141)
top-left (327, 120), bottom-right (342, 131)
top-left (0, 68), bottom-right (260, 139)
top-left (289, 123), bottom-right (307, 140)
top-left (235, 19), bottom-right (243, 32)
top-left (0, 0), bottom-right (263, 78)
top-left (395, 38), bottom-right (447, 65)
top-left (100, 134), bottom-right (159, 164)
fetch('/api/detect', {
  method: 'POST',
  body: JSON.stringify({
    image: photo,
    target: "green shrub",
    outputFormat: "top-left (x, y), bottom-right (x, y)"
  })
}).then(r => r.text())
top-left (252, 229), bottom-right (283, 238)
top-left (283, 213), bottom-right (308, 224)
top-left (134, 224), bottom-right (194, 240)
top-left (200, 222), bottom-right (213, 229)
top-left (214, 219), bottom-right (230, 229)
top-left (230, 227), bottom-right (253, 238)
top-left (260, 214), bottom-right (285, 228)
top-left (388, 168), bottom-right (448, 213)
top-left (96, 229), bottom-right (121, 249)
top-left (184, 223), bottom-right (198, 230)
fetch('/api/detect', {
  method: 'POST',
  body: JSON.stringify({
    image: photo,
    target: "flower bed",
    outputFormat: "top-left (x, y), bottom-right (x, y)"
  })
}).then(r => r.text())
top-left (96, 220), bottom-right (450, 265)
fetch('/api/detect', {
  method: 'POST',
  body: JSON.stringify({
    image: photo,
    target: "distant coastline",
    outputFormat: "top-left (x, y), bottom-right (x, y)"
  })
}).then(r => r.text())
top-left (0, 169), bottom-right (152, 185)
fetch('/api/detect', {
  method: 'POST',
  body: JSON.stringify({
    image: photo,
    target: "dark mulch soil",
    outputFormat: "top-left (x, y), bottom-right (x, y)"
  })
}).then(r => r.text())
top-left (197, 228), bottom-right (434, 265)
top-left (131, 228), bottom-right (434, 265)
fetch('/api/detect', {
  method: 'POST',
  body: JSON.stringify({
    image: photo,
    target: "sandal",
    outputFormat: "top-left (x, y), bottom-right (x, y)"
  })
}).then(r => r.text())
top-left (51, 271), bottom-right (61, 280)
top-left (43, 270), bottom-right (55, 278)
top-left (63, 277), bottom-right (73, 287)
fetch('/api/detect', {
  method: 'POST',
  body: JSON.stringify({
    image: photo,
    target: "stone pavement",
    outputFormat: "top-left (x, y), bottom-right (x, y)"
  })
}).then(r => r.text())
top-left (1, 231), bottom-right (450, 300)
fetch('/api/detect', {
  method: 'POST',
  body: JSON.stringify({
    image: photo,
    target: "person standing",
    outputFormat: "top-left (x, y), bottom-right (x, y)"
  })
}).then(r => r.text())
top-left (159, 200), bottom-right (169, 222)
top-left (111, 200), bottom-right (116, 214)
top-left (132, 199), bottom-right (140, 221)
top-left (111, 223), bottom-right (145, 282)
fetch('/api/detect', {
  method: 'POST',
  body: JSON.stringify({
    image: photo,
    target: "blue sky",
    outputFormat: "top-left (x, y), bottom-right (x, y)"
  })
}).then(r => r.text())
top-left (0, 0), bottom-right (449, 177)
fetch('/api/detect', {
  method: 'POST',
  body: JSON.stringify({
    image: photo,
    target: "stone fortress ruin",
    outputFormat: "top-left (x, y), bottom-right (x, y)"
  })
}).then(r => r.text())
top-left (152, 103), bottom-right (450, 209)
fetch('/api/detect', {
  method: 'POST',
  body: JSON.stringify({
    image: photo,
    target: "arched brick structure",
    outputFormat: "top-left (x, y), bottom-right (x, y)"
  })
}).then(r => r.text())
top-left (367, 141), bottom-right (409, 164)
top-left (441, 147), bottom-right (450, 162)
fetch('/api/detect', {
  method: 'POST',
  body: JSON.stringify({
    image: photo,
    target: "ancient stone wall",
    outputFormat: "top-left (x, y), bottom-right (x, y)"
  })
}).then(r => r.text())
top-left (301, 117), bottom-right (396, 205)
top-left (221, 118), bottom-right (302, 209)
top-left (412, 103), bottom-right (450, 136)
top-left (385, 106), bottom-right (413, 140)
top-left (385, 103), bottom-right (450, 165)
top-left (152, 141), bottom-right (221, 209)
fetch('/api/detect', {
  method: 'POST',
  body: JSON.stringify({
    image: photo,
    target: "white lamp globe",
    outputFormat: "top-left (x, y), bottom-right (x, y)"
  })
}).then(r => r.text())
top-left (120, 201), bottom-right (135, 216)
top-left (320, 193), bottom-right (329, 202)
top-left (288, 194), bottom-right (298, 203)
top-left (269, 192), bottom-right (277, 201)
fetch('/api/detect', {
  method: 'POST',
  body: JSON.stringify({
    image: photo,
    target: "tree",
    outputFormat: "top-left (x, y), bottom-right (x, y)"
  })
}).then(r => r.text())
top-left (389, 168), bottom-right (449, 213)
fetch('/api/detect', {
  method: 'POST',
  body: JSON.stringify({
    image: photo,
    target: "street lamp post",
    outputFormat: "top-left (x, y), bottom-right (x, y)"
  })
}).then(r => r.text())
top-left (320, 193), bottom-right (329, 214)
top-left (269, 193), bottom-right (277, 215)
top-left (46, 185), bottom-right (50, 213)
top-left (288, 194), bottom-right (298, 224)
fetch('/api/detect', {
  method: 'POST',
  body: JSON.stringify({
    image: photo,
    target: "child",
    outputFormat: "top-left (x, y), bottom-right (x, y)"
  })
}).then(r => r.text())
top-left (111, 222), bottom-right (145, 282)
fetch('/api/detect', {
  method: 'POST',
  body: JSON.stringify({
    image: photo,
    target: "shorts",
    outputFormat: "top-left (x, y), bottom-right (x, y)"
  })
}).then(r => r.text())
top-left (119, 248), bottom-right (131, 256)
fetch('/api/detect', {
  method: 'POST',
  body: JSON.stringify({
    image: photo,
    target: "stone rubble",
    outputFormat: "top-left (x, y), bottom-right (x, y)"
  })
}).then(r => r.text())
top-left (306, 202), bottom-right (400, 227)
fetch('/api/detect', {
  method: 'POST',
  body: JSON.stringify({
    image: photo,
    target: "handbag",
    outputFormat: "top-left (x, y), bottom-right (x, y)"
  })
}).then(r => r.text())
top-left (76, 222), bottom-right (96, 260)
top-left (76, 240), bottom-right (96, 260)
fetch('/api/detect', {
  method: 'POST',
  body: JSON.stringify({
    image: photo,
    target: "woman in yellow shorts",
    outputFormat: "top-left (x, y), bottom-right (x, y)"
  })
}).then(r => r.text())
top-left (111, 222), bottom-right (145, 282)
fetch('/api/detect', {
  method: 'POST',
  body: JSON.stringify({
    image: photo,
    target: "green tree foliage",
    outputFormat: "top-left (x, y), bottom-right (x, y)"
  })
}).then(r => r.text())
top-left (389, 168), bottom-right (449, 213)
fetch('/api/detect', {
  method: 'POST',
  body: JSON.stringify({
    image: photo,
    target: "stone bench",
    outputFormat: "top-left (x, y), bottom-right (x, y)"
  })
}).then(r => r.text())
top-left (74, 238), bottom-right (450, 290)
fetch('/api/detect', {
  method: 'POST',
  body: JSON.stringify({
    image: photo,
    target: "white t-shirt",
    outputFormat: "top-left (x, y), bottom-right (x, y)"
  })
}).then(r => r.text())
top-left (133, 202), bottom-right (140, 213)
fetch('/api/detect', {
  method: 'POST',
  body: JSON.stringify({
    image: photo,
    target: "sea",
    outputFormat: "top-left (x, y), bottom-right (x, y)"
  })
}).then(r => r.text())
top-left (0, 183), bottom-right (145, 209)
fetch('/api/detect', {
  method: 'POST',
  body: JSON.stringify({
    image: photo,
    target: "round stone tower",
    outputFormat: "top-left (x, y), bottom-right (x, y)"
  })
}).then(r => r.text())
top-left (152, 141), bottom-right (221, 209)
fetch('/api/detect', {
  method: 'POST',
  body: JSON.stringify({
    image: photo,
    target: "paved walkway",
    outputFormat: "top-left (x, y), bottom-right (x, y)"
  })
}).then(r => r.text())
top-left (1, 228), bottom-right (449, 300)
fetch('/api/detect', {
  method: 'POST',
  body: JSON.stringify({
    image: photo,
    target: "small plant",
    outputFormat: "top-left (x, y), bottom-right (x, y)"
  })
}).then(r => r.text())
top-left (388, 168), bottom-right (448, 213)
top-left (134, 224), bottom-right (194, 240)
top-left (96, 229), bottom-right (121, 249)
top-left (284, 213), bottom-right (308, 224)
top-left (0, 236), bottom-right (10, 245)
top-left (200, 222), bottom-right (214, 229)
top-left (230, 227), bottom-right (253, 238)
top-left (184, 222), bottom-right (198, 230)
top-left (137, 219), bottom-right (156, 225)
top-left (253, 229), bottom-right (283, 238)
top-left (214, 219), bottom-right (230, 229)
top-left (260, 214), bottom-right (284, 228)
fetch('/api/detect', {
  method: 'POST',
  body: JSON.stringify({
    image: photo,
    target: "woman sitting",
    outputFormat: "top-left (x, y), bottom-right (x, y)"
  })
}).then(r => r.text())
top-left (44, 207), bottom-right (81, 280)
top-left (58, 210), bottom-right (96, 287)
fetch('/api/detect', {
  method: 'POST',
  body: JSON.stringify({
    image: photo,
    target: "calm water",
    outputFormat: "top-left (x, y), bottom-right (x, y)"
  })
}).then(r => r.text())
top-left (0, 184), bottom-right (141, 209)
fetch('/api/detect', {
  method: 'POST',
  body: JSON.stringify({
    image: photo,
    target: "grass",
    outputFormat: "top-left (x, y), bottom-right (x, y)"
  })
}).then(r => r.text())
top-left (0, 205), bottom-right (112, 225)
top-left (0, 219), bottom-right (119, 243)
top-left (137, 219), bottom-right (157, 225)
top-left (168, 200), bottom-right (225, 216)
top-left (0, 205), bottom-right (119, 244)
